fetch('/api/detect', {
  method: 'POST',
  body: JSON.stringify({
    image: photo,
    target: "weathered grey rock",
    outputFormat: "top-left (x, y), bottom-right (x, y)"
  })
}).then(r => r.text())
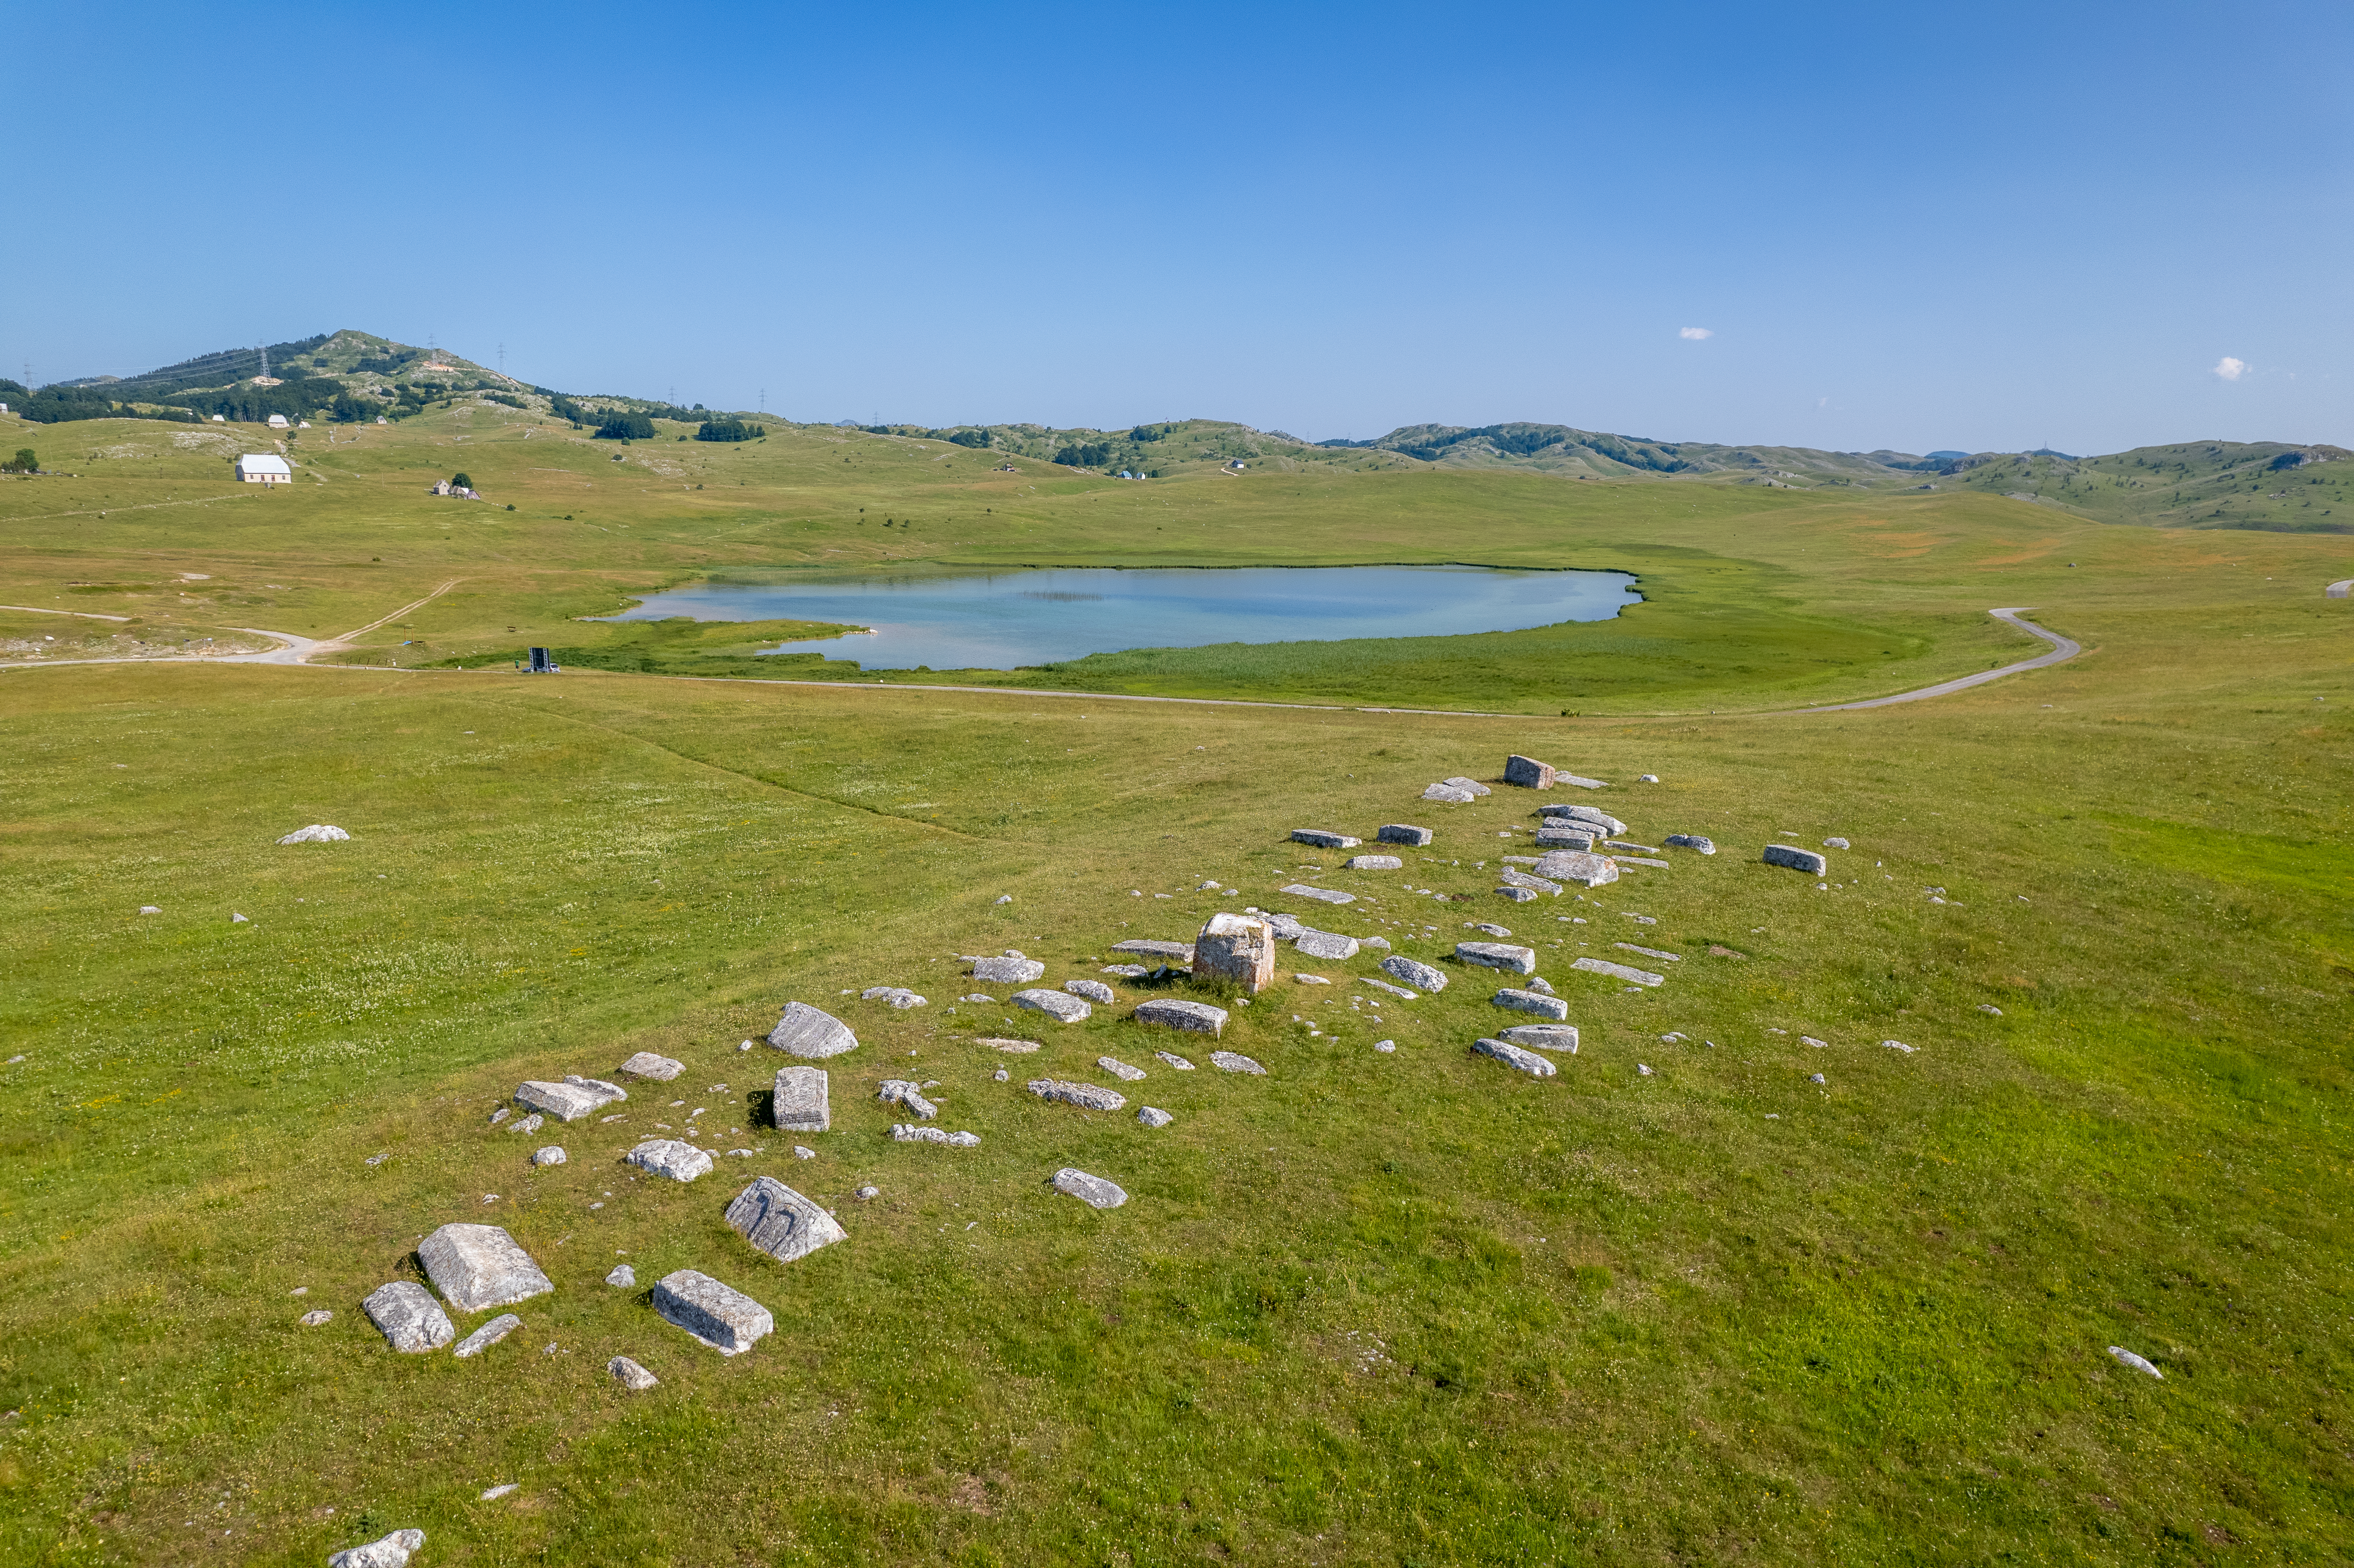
top-left (1503, 754), bottom-right (1556, 789)
top-left (616, 1052), bottom-right (684, 1081)
top-left (1362, 935), bottom-right (1391, 950)
top-left (1615, 856), bottom-right (1671, 868)
top-left (1209, 1051), bottom-right (1266, 1074)
top-left (1134, 997), bottom-right (1229, 1036)
top-left (363, 1282), bottom-right (454, 1353)
top-left (278, 824), bottom-right (352, 845)
top-left (1155, 1051), bottom-right (1196, 1070)
top-left (1526, 976), bottom-right (1555, 994)
top-left (1380, 954), bottom-right (1447, 992)
top-left (1473, 1037), bottom-right (1557, 1076)
top-left (1291, 828), bottom-right (1361, 848)
top-left (1614, 942), bottom-right (1681, 962)
top-left (1027, 1078), bottom-right (1126, 1111)
top-left (1763, 844), bottom-right (1828, 874)
top-left (1138, 1106), bottom-right (1174, 1128)
top-left (489, 1106), bottom-right (510, 1125)
top-left (1363, 975), bottom-right (1420, 999)
top-left (605, 1264), bottom-right (636, 1288)
top-left (1823, 837), bottom-right (1851, 850)
top-left (1097, 1055), bottom-right (1147, 1081)
top-left (508, 1113), bottom-right (544, 1136)
top-left (772, 1065), bottom-right (830, 1132)
top-left (1497, 886), bottom-right (1537, 903)
top-left (452, 1312), bottom-right (523, 1359)
top-left (1344, 853), bottom-right (1403, 871)
top-left (1293, 928), bottom-right (1360, 961)
top-left (624, 1139), bottom-right (716, 1183)
top-left (418, 1223), bottom-right (554, 1313)
top-left (1558, 773), bottom-right (1608, 789)
top-left (1422, 783), bottom-right (1477, 803)
top-left (532, 1145), bottom-right (567, 1167)
top-left (980, 1036), bottom-right (1043, 1052)
top-left (327, 1527), bottom-right (425, 1568)
top-left (1500, 1024), bottom-right (1580, 1053)
top-left (515, 1080), bottom-right (607, 1123)
top-left (971, 955), bottom-right (1046, 984)
top-left (609, 1355), bottom-right (658, 1390)
top-left (652, 1268), bottom-right (773, 1354)
top-left (723, 1176), bottom-right (847, 1264)
top-left (1100, 964), bottom-right (1151, 977)
top-left (1533, 824), bottom-right (1596, 849)
top-left (794, 1142), bottom-right (819, 1156)
top-left (1442, 776), bottom-right (1492, 796)
top-left (876, 1079), bottom-right (937, 1119)
top-left (298, 1308), bottom-right (333, 1327)
top-left (1264, 911), bottom-right (1307, 939)
top-left (1373, 1039), bottom-right (1396, 1052)
top-left (856, 1185), bottom-right (879, 1200)
top-left (2107, 1345), bottom-right (2164, 1380)
top-left (1112, 939), bottom-right (1196, 962)
top-left (1194, 912), bottom-right (1276, 994)
top-left (1294, 974), bottom-right (1332, 985)
top-left (1498, 866), bottom-right (1563, 896)
top-left (564, 1074), bottom-right (629, 1104)
top-left (1570, 956), bottom-right (1664, 986)
top-left (1280, 884), bottom-right (1355, 905)
top-left (860, 986), bottom-right (928, 1009)
top-left (1603, 839), bottom-right (1659, 854)
top-left (1492, 988), bottom-right (1571, 1020)
top-left (1378, 823), bottom-right (1434, 846)
top-left (768, 1002), bottom-right (859, 1059)
top-left (1065, 979), bottom-right (1115, 1004)
top-left (1536, 803), bottom-right (1627, 834)
top-left (1013, 988), bottom-right (1090, 1023)
top-left (1663, 834), bottom-right (1716, 854)
top-left (892, 1123), bottom-right (981, 1145)
top-left (1532, 849), bottom-right (1619, 887)
top-left (1456, 941), bottom-right (1537, 974)
top-left (1052, 1168), bottom-right (1128, 1208)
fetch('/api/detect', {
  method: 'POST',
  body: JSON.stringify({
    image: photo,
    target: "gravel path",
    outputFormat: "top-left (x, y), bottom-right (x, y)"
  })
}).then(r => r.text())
top-left (1779, 608), bottom-right (2080, 713)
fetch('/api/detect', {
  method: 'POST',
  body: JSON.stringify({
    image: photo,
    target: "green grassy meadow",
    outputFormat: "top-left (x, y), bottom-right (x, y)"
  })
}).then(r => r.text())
top-left (1, 403), bottom-right (2351, 1565)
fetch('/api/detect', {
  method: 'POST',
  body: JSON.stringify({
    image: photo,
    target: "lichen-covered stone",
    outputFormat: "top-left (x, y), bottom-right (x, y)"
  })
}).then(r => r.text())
top-left (1531, 850), bottom-right (1619, 887)
top-left (418, 1223), bottom-right (554, 1313)
top-left (532, 1145), bottom-right (567, 1167)
top-left (892, 1123), bottom-right (980, 1145)
top-left (1193, 912), bottom-right (1275, 994)
top-left (609, 1355), bottom-right (658, 1390)
top-left (1455, 941), bottom-right (1536, 974)
top-left (616, 1052), bottom-right (683, 1081)
top-left (515, 1080), bottom-right (608, 1122)
top-left (1134, 998), bottom-right (1229, 1036)
top-left (605, 1264), bottom-right (636, 1288)
top-left (1764, 844), bottom-right (1828, 874)
top-left (1503, 755), bottom-right (1556, 789)
top-left (1138, 1106), bottom-right (1174, 1128)
top-left (1664, 834), bottom-right (1716, 854)
top-left (1473, 1037), bottom-right (1557, 1076)
top-left (1537, 803), bottom-right (1626, 834)
top-left (1442, 776), bottom-right (1492, 796)
top-left (1280, 884), bottom-right (1355, 905)
top-left (1027, 1078), bottom-right (1126, 1111)
top-left (1154, 1050), bottom-right (1196, 1070)
top-left (725, 1176), bottom-right (847, 1263)
top-left (1491, 988), bottom-right (1571, 1020)
top-left (1012, 988), bottom-right (1090, 1023)
top-left (979, 1036), bottom-right (1043, 1052)
top-left (624, 1139), bottom-right (716, 1182)
top-left (1498, 867), bottom-right (1563, 896)
top-left (876, 1079), bottom-right (937, 1119)
top-left (772, 1065), bottom-right (830, 1132)
top-left (328, 1527), bottom-right (425, 1568)
top-left (1344, 854), bottom-right (1403, 871)
top-left (1097, 1055), bottom-right (1147, 1081)
top-left (1292, 928), bottom-right (1359, 961)
top-left (1209, 1051), bottom-right (1266, 1074)
top-left (1497, 886), bottom-right (1537, 903)
top-left (1422, 783), bottom-right (1477, 803)
top-left (1065, 979), bottom-right (1115, 1004)
top-left (1051, 1168), bottom-right (1128, 1208)
top-left (451, 1312), bottom-right (523, 1359)
top-left (1112, 939), bottom-right (1196, 962)
top-left (767, 1001), bottom-right (859, 1059)
top-left (1534, 823), bottom-right (1595, 848)
top-left (362, 1282), bottom-right (453, 1353)
top-left (1378, 823), bottom-right (1434, 846)
top-left (1499, 1024), bottom-right (1580, 1052)
top-left (651, 1268), bottom-right (773, 1354)
top-left (971, 954), bottom-right (1046, 984)
top-left (1570, 956), bottom-right (1664, 986)
top-left (1380, 954), bottom-right (1447, 991)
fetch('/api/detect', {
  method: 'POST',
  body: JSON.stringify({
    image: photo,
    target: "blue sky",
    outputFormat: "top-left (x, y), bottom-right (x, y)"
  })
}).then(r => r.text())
top-left (6, 1), bottom-right (2346, 453)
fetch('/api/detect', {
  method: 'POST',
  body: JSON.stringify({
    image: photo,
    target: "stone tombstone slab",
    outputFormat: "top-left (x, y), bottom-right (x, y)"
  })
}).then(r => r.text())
top-left (1065, 979), bottom-right (1115, 1004)
top-left (1442, 776), bottom-right (1493, 796)
top-left (1570, 956), bottom-right (1665, 987)
top-left (1378, 823), bottom-right (1435, 846)
top-left (1380, 954), bottom-right (1447, 991)
top-left (515, 1080), bottom-right (605, 1123)
top-left (1504, 754), bottom-right (1557, 789)
top-left (1534, 824), bottom-right (1596, 849)
top-left (1195, 912), bottom-right (1276, 994)
top-left (616, 1052), bottom-right (684, 1081)
top-left (363, 1282), bottom-right (454, 1353)
top-left (1112, 939), bottom-right (1195, 962)
top-left (1027, 1078), bottom-right (1127, 1111)
top-left (971, 955), bottom-right (1047, 984)
top-left (1135, 998), bottom-right (1229, 1036)
top-left (1664, 834), bottom-right (1717, 854)
top-left (1500, 1024), bottom-right (1580, 1053)
top-left (1498, 867), bottom-right (1563, 896)
top-left (772, 1065), bottom-right (830, 1132)
top-left (1280, 884), bottom-right (1355, 905)
top-left (625, 1138), bottom-right (716, 1182)
top-left (563, 1075), bottom-right (630, 1105)
top-left (1344, 854), bottom-right (1404, 871)
top-left (1098, 1056), bottom-right (1148, 1081)
top-left (451, 1312), bottom-right (523, 1359)
top-left (651, 1268), bottom-right (774, 1354)
top-left (1155, 1051), bottom-right (1196, 1070)
top-left (724, 1176), bottom-right (847, 1263)
top-left (1209, 1051), bottom-right (1267, 1074)
top-left (1537, 803), bottom-right (1627, 834)
top-left (1473, 1037), bottom-right (1558, 1076)
top-left (1291, 828), bottom-right (1361, 848)
top-left (892, 1124), bottom-right (981, 1145)
top-left (418, 1223), bottom-right (554, 1313)
top-left (1491, 988), bottom-right (1571, 1020)
top-left (1531, 850), bottom-right (1620, 888)
top-left (1763, 844), bottom-right (1829, 875)
top-left (1013, 988), bottom-right (1090, 1023)
top-left (1052, 1168), bottom-right (1128, 1209)
top-left (1137, 1106), bottom-right (1174, 1128)
top-left (1293, 929), bottom-right (1360, 961)
top-left (1455, 941), bottom-right (1537, 974)
top-left (768, 1001), bottom-right (859, 1059)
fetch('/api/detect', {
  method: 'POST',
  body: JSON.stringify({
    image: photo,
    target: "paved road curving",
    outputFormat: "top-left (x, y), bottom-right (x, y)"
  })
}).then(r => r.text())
top-left (1780, 608), bottom-right (2080, 713)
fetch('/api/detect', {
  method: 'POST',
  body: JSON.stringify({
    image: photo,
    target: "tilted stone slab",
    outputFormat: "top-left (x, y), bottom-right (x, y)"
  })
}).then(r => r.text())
top-left (1028, 1078), bottom-right (1127, 1111)
top-left (1293, 929), bottom-right (1360, 961)
top-left (363, 1282), bottom-right (454, 1353)
top-left (1614, 943), bottom-right (1681, 962)
top-left (1534, 824), bottom-right (1596, 849)
top-left (1499, 1024), bottom-right (1580, 1053)
top-left (1052, 1168), bottom-right (1128, 1209)
top-left (1377, 823), bottom-right (1434, 846)
top-left (1264, 912), bottom-right (1307, 939)
top-left (971, 955), bottom-right (1046, 984)
top-left (1065, 979), bottom-right (1115, 1004)
top-left (418, 1223), bottom-right (554, 1313)
top-left (1456, 941), bottom-right (1537, 974)
top-left (1135, 998), bottom-right (1229, 1036)
top-left (1442, 776), bottom-right (1493, 796)
top-left (515, 1080), bottom-right (606, 1123)
top-left (625, 1138), bottom-right (716, 1182)
top-left (1497, 886), bottom-right (1537, 903)
top-left (1532, 850), bottom-right (1619, 887)
top-left (1344, 854), bottom-right (1403, 871)
top-left (861, 986), bottom-right (928, 1009)
top-left (1491, 988), bottom-right (1571, 1020)
top-left (1098, 1055), bottom-right (1147, 1081)
top-left (1012, 988), bottom-right (1090, 1023)
top-left (1763, 844), bottom-right (1828, 875)
top-left (892, 1123), bottom-right (980, 1145)
top-left (1570, 956), bottom-right (1664, 987)
top-left (1194, 912), bottom-right (1275, 994)
top-left (451, 1312), bottom-right (523, 1359)
top-left (1280, 884), bottom-right (1355, 905)
top-left (651, 1268), bottom-right (773, 1354)
top-left (565, 1074), bottom-right (629, 1104)
top-left (1473, 1037), bottom-right (1558, 1076)
top-left (1291, 828), bottom-right (1361, 849)
top-left (1503, 754), bottom-right (1556, 789)
top-left (726, 1176), bottom-right (848, 1263)
top-left (1363, 975), bottom-right (1420, 999)
top-left (1421, 783), bottom-right (1477, 803)
top-left (1664, 834), bottom-right (1716, 854)
top-left (1155, 1050), bottom-right (1196, 1070)
top-left (1111, 939), bottom-right (1195, 962)
top-left (1537, 803), bottom-right (1627, 834)
top-left (768, 1001), bottom-right (859, 1059)
top-left (1380, 954), bottom-right (1447, 992)
top-left (1498, 866), bottom-right (1563, 895)
top-left (877, 1079), bottom-right (937, 1119)
top-left (1209, 1051), bottom-right (1266, 1075)
top-left (616, 1051), bottom-right (684, 1081)
top-left (1137, 1106), bottom-right (1174, 1128)
top-left (772, 1065), bottom-right (830, 1132)
top-left (328, 1528), bottom-right (426, 1568)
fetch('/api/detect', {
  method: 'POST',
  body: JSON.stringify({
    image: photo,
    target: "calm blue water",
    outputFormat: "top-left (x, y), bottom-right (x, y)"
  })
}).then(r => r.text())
top-left (604, 565), bottom-right (1640, 671)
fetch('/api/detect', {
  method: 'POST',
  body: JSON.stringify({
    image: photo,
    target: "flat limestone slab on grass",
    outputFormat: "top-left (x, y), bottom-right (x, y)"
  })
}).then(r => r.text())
top-left (772, 1065), bottom-right (830, 1132)
top-left (616, 1052), bottom-right (684, 1081)
top-left (1498, 866), bottom-right (1563, 896)
top-left (1664, 834), bottom-right (1717, 854)
top-left (1500, 1024), bottom-right (1580, 1053)
top-left (278, 824), bottom-right (352, 845)
top-left (1291, 828), bottom-right (1360, 848)
top-left (1380, 955), bottom-right (1446, 991)
top-left (1615, 942), bottom-right (1681, 962)
top-left (609, 1356), bottom-right (658, 1391)
top-left (652, 1268), bottom-right (773, 1355)
top-left (1764, 844), bottom-right (1829, 875)
top-left (1422, 783), bottom-right (1477, 803)
top-left (1492, 988), bottom-right (1571, 1020)
top-left (1098, 1056), bottom-right (1147, 1081)
top-left (363, 1282), bottom-right (454, 1353)
top-left (1344, 853), bottom-right (1403, 871)
top-left (1294, 929), bottom-right (1359, 960)
top-left (328, 1528), bottom-right (425, 1568)
top-left (451, 1313), bottom-right (522, 1359)
top-left (1195, 912), bottom-right (1276, 994)
top-left (1474, 1037), bottom-right (1557, 1076)
top-left (626, 1139), bottom-right (716, 1182)
top-left (1052, 1168), bottom-right (1128, 1209)
top-left (1013, 988), bottom-right (1090, 1023)
top-left (1379, 823), bottom-right (1435, 846)
top-left (1028, 1078), bottom-right (1126, 1111)
top-left (725, 1176), bottom-right (847, 1263)
top-left (1538, 803), bottom-right (1626, 834)
top-left (893, 1123), bottom-right (981, 1145)
top-left (768, 1001), bottom-right (859, 1059)
top-left (419, 1223), bottom-right (554, 1313)
top-left (1571, 956), bottom-right (1665, 987)
top-left (1210, 1051), bottom-right (1266, 1075)
top-left (1456, 941), bottom-right (1536, 974)
top-left (979, 1037), bottom-right (1043, 1053)
top-left (1442, 776), bottom-right (1492, 796)
top-left (515, 1080), bottom-right (608, 1122)
top-left (1281, 884), bottom-right (1355, 905)
top-left (1112, 939), bottom-right (1195, 962)
top-left (1532, 849), bottom-right (1619, 887)
top-left (1135, 998), bottom-right (1228, 1036)
top-left (971, 955), bottom-right (1046, 984)
top-left (1534, 824), bottom-right (1596, 849)
top-left (1065, 979), bottom-right (1115, 1004)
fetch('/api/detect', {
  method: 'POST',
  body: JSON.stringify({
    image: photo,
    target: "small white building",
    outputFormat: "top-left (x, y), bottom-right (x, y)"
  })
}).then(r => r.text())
top-left (211, 413), bottom-right (227, 423)
top-left (296, 420), bottom-right (311, 429)
top-left (266, 413), bottom-right (290, 429)
top-left (235, 454), bottom-right (292, 485)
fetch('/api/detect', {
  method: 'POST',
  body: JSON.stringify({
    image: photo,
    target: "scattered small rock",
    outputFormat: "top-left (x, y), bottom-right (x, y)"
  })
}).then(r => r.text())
top-left (606, 1264), bottom-right (636, 1288)
top-left (877, 1079), bottom-right (938, 1119)
top-left (300, 1309), bottom-right (333, 1327)
top-left (624, 1139), bottom-right (716, 1183)
top-left (610, 1355), bottom-right (659, 1390)
top-left (1280, 883), bottom-right (1356, 905)
top-left (138, 905), bottom-right (161, 915)
top-left (277, 824), bottom-right (351, 845)
top-left (1823, 837), bottom-right (1851, 850)
top-left (2107, 1345), bottom-right (2164, 1380)
top-left (1883, 1040), bottom-right (1917, 1054)
top-left (1570, 956), bottom-right (1664, 986)
top-left (1065, 979), bottom-right (1116, 1004)
top-left (1097, 1055), bottom-right (1147, 1081)
top-left (1374, 1039), bottom-right (1395, 1053)
top-left (481, 1484), bottom-right (520, 1502)
top-left (532, 1146), bottom-right (567, 1167)
top-left (1663, 834), bottom-right (1716, 854)
top-left (1473, 1036), bottom-right (1557, 1076)
top-left (1052, 1168), bottom-right (1128, 1209)
top-left (1977, 1004), bottom-right (2003, 1016)
top-left (892, 1124), bottom-right (981, 1145)
top-left (856, 1185), bottom-right (879, 1199)
top-left (1763, 844), bottom-right (1829, 875)
top-left (365, 1151), bottom-right (391, 1167)
top-left (794, 1143), bottom-right (818, 1157)
top-left (1154, 1050), bottom-right (1195, 1070)
top-left (1138, 1106), bottom-right (1174, 1127)
top-left (1291, 828), bottom-right (1361, 848)
top-left (861, 985), bottom-right (929, 1009)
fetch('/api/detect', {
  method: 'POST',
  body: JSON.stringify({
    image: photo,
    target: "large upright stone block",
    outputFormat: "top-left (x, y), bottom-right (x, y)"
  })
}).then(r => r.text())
top-left (771, 1065), bottom-right (830, 1132)
top-left (417, 1223), bottom-right (554, 1314)
top-left (1194, 912), bottom-right (1275, 994)
top-left (1504, 755), bottom-right (1556, 789)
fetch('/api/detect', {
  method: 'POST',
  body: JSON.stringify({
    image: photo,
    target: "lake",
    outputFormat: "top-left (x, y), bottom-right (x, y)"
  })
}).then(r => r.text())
top-left (603, 564), bottom-right (1641, 671)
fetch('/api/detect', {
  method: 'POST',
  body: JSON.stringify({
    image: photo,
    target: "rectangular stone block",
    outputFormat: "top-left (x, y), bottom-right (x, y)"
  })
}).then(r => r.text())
top-left (1570, 955), bottom-right (1664, 986)
top-left (515, 1080), bottom-right (604, 1122)
top-left (1499, 1024), bottom-right (1580, 1053)
top-left (1280, 884), bottom-right (1355, 905)
top-left (1291, 828), bottom-right (1361, 848)
top-left (772, 1065), bottom-right (830, 1132)
top-left (1293, 929), bottom-right (1359, 961)
top-left (1455, 941), bottom-right (1537, 974)
top-left (1534, 825), bottom-right (1595, 849)
top-left (725, 1176), bottom-right (847, 1264)
top-left (1111, 939), bottom-right (1195, 962)
top-left (1134, 997), bottom-right (1228, 1036)
top-left (1763, 844), bottom-right (1829, 874)
top-left (1344, 854), bottom-right (1403, 871)
top-left (1473, 1037), bottom-right (1558, 1076)
top-left (1194, 912), bottom-right (1275, 994)
top-left (1504, 754), bottom-right (1556, 789)
top-left (1492, 987), bottom-right (1571, 1020)
top-left (1378, 824), bottom-right (1434, 846)
top-left (652, 1268), bottom-right (774, 1354)
top-left (1532, 850), bottom-right (1619, 887)
top-left (1537, 804), bottom-right (1626, 834)
top-left (417, 1223), bottom-right (554, 1313)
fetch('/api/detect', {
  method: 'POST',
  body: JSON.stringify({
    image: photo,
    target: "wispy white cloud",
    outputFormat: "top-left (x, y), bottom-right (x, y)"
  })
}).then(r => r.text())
top-left (1679, 327), bottom-right (1713, 341)
top-left (2212, 356), bottom-right (2247, 381)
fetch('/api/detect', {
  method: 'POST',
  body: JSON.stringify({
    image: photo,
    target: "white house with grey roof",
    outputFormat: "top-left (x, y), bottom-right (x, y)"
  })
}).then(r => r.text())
top-left (235, 454), bottom-right (292, 485)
